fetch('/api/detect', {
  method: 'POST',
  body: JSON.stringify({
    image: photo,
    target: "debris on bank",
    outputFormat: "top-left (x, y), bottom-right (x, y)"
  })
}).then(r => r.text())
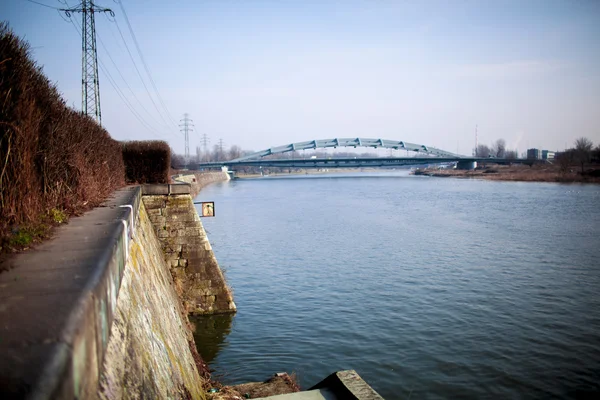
top-left (207, 372), bottom-right (300, 399)
top-left (206, 370), bottom-right (385, 399)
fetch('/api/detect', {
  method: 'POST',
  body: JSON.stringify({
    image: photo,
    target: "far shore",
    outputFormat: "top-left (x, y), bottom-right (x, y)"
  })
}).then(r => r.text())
top-left (231, 164), bottom-right (600, 183)
top-left (234, 168), bottom-right (384, 178)
top-left (412, 164), bottom-right (600, 184)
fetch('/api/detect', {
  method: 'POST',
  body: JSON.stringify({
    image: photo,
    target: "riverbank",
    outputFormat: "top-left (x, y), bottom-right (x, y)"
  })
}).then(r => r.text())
top-left (235, 168), bottom-right (404, 179)
top-left (412, 164), bottom-right (600, 183)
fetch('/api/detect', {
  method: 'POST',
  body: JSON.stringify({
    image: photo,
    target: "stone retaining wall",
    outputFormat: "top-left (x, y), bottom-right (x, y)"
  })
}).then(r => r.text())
top-left (98, 200), bottom-right (206, 399)
top-left (142, 183), bottom-right (236, 315)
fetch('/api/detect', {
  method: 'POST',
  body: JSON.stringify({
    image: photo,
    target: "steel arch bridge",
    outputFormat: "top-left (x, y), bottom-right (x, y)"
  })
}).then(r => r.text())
top-left (196, 137), bottom-right (531, 170)
top-left (230, 137), bottom-right (459, 162)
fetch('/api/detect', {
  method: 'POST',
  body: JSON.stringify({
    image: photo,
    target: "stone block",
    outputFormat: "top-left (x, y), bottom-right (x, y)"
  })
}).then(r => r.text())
top-left (168, 184), bottom-right (191, 195)
top-left (157, 229), bottom-right (169, 238)
top-left (149, 215), bottom-right (166, 226)
top-left (182, 227), bottom-right (198, 237)
top-left (146, 208), bottom-right (161, 216)
top-left (142, 184), bottom-right (169, 195)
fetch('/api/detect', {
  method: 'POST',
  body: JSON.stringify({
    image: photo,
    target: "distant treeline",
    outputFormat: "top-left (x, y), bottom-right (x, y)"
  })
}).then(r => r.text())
top-left (555, 137), bottom-right (599, 174)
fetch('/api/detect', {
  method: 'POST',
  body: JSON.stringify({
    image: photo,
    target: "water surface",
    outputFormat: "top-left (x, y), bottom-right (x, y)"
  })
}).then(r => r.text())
top-left (193, 172), bottom-right (600, 399)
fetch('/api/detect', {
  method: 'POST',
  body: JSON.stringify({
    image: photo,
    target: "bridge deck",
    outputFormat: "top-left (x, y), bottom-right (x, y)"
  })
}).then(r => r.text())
top-left (197, 157), bottom-right (532, 169)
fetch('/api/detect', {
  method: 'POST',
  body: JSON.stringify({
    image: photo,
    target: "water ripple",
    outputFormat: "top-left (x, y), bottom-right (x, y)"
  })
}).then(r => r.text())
top-left (196, 173), bottom-right (600, 399)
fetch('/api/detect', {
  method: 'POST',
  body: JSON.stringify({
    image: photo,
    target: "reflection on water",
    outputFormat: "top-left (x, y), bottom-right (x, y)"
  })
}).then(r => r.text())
top-left (190, 313), bottom-right (235, 364)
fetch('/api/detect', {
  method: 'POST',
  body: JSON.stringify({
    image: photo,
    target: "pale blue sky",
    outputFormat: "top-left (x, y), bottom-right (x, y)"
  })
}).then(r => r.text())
top-left (3, 0), bottom-right (600, 155)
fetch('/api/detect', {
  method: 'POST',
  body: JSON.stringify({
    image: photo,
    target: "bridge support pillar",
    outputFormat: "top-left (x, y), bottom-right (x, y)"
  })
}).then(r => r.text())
top-left (457, 160), bottom-right (477, 170)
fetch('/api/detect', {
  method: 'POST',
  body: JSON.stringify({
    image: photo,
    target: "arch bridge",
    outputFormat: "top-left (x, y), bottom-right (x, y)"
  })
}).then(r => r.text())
top-left (197, 137), bottom-right (529, 169)
top-left (231, 137), bottom-right (459, 162)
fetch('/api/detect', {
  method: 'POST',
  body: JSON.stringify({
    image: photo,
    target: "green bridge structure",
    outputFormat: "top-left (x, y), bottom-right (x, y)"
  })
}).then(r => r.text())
top-left (197, 137), bottom-right (534, 170)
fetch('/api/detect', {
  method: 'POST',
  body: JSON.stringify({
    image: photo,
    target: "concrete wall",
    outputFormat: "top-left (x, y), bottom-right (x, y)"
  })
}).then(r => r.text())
top-left (142, 183), bottom-right (236, 315)
top-left (98, 200), bottom-right (206, 399)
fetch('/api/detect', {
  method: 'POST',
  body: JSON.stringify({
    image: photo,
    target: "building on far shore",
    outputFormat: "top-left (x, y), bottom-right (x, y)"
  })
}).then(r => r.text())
top-left (527, 148), bottom-right (541, 159)
top-left (527, 148), bottom-right (555, 160)
top-left (542, 150), bottom-right (555, 160)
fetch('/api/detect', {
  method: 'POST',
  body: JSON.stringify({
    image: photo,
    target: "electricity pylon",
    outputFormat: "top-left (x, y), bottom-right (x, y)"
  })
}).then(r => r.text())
top-left (62, 1), bottom-right (114, 124)
top-left (179, 114), bottom-right (194, 162)
top-left (200, 132), bottom-right (210, 162)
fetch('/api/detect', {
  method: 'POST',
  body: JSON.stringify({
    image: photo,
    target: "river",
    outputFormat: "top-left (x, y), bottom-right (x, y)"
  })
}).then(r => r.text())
top-left (192, 171), bottom-right (600, 399)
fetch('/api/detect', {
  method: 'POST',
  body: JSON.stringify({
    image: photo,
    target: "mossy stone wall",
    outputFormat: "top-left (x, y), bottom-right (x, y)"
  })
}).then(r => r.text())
top-left (142, 193), bottom-right (236, 315)
top-left (98, 202), bottom-right (206, 399)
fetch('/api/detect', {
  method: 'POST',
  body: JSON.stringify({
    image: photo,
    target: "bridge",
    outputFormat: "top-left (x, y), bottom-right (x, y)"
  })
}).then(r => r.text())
top-left (196, 137), bottom-right (532, 170)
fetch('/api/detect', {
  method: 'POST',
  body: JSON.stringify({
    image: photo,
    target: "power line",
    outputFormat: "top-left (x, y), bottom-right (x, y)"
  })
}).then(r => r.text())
top-left (114, 0), bottom-right (179, 129)
top-left (23, 0), bottom-right (61, 10)
top-left (109, 16), bottom-right (175, 132)
top-left (64, 13), bottom-right (171, 140)
top-left (96, 15), bottom-right (176, 135)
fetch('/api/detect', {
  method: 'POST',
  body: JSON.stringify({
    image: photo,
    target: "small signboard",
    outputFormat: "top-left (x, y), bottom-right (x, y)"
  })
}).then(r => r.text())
top-left (200, 201), bottom-right (215, 217)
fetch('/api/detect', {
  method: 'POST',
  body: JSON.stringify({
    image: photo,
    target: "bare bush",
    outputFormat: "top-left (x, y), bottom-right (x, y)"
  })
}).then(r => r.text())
top-left (1, 23), bottom-right (124, 250)
top-left (122, 141), bottom-right (170, 183)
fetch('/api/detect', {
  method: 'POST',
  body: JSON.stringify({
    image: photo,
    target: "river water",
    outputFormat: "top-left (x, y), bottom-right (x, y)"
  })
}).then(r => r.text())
top-left (192, 171), bottom-right (600, 399)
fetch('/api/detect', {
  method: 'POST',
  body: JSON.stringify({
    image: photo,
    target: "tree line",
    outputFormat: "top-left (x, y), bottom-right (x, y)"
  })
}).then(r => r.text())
top-left (473, 139), bottom-right (518, 159)
top-left (556, 137), bottom-right (599, 174)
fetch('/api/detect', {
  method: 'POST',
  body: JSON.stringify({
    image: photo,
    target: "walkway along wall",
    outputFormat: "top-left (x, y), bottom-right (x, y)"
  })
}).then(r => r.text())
top-left (142, 182), bottom-right (236, 315)
top-left (0, 186), bottom-right (210, 399)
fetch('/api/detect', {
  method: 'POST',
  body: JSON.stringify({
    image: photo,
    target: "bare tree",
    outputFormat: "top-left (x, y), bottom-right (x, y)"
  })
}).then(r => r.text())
top-left (574, 137), bottom-right (593, 173)
top-left (475, 144), bottom-right (491, 157)
top-left (505, 149), bottom-right (518, 160)
top-left (211, 144), bottom-right (225, 162)
top-left (228, 145), bottom-right (242, 160)
top-left (557, 150), bottom-right (574, 174)
top-left (171, 153), bottom-right (186, 169)
top-left (491, 139), bottom-right (506, 158)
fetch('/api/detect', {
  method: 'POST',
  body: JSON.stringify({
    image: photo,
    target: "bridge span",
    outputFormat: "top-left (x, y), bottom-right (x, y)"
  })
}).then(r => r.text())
top-left (196, 138), bottom-right (533, 170)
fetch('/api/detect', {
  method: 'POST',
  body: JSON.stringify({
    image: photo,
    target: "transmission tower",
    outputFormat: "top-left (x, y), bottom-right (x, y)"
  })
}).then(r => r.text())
top-left (179, 114), bottom-right (194, 161)
top-left (218, 139), bottom-right (224, 161)
top-left (201, 132), bottom-right (210, 162)
top-left (62, 1), bottom-right (114, 124)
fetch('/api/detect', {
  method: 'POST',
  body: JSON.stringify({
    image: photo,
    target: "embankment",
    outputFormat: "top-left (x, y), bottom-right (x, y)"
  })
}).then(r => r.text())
top-left (173, 170), bottom-right (230, 198)
top-left (0, 179), bottom-right (233, 398)
top-left (98, 190), bottom-right (207, 399)
top-left (142, 180), bottom-right (236, 315)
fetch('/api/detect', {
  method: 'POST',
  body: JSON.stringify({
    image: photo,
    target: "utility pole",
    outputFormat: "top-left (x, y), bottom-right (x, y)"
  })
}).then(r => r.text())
top-left (201, 132), bottom-right (210, 162)
top-left (62, 1), bottom-right (114, 124)
top-left (475, 124), bottom-right (478, 156)
top-left (179, 113), bottom-right (194, 162)
top-left (218, 139), bottom-right (224, 161)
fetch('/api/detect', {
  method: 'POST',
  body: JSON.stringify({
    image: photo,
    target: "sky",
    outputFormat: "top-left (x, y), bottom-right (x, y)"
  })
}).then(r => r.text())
top-left (3, 0), bottom-right (600, 156)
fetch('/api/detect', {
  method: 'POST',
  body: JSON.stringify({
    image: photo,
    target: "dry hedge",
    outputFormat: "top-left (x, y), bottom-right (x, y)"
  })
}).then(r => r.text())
top-left (122, 140), bottom-right (170, 184)
top-left (0, 22), bottom-right (125, 246)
